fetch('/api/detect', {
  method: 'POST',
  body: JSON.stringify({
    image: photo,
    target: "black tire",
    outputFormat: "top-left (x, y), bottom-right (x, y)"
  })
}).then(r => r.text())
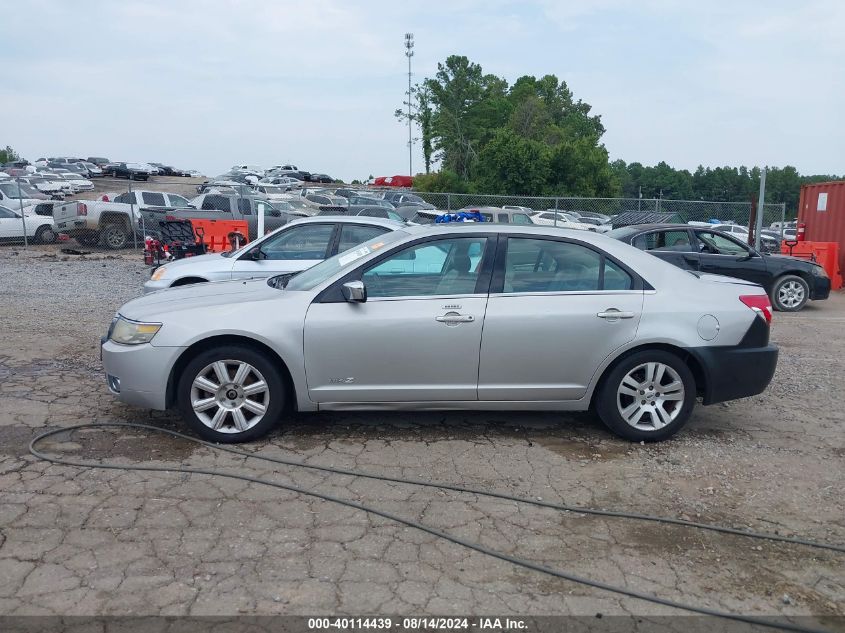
top-left (102, 224), bottom-right (128, 249)
top-left (34, 225), bottom-right (57, 244)
top-left (771, 274), bottom-right (809, 312)
top-left (177, 345), bottom-right (285, 443)
top-left (595, 350), bottom-right (697, 442)
top-left (76, 232), bottom-right (100, 246)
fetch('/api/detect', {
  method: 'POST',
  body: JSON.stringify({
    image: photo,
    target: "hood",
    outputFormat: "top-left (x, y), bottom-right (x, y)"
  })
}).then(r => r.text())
top-left (120, 278), bottom-right (283, 320)
top-left (156, 251), bottom-right (234, 275)
top-left (763, 253), bottom-right (816, 265)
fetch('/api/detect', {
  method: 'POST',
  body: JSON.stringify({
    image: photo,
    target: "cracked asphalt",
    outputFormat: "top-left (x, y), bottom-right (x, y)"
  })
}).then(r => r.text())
top-left (0, 245), bottom-right (843, 625)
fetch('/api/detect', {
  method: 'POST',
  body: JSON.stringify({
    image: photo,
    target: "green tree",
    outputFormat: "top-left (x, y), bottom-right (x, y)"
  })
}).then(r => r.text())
top-left (474, 129), bottom-right (550, 195)
top-left (0, 145), bottom-right (20, 164)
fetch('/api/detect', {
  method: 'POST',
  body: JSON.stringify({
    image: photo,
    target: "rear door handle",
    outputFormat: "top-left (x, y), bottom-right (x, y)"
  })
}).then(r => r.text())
top-left (435, 313), bottom-right (475, 324)
top-left (597, 310), bottom-right (635, 320)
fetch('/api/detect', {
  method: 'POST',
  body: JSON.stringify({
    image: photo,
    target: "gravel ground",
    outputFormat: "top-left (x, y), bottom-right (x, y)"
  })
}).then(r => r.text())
top-left (0, 244), bottom-right (843, 627)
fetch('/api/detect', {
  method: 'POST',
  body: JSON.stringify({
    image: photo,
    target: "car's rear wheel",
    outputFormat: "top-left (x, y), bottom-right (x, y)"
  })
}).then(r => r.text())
top-left (595, 350), bottom-right (696, 442)
top-left (102, 224), bottom-right (128, 249)
top-left (771, 274), bottom-right (809, 312)
top-left (177, 346), bottom-right (285, 443)
top-left (34, 226), bottom-right (57, 244)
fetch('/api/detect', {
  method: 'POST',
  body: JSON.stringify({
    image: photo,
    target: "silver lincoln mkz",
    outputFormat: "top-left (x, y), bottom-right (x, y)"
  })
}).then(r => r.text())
top-left (101, 224), bottom-right (778, 443)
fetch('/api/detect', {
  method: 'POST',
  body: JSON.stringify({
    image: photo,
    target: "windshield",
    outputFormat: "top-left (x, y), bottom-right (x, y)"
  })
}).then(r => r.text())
top-left (284, 230), bottom-right (408, 291)
top-left (0, 183), bottom-right (32, 197)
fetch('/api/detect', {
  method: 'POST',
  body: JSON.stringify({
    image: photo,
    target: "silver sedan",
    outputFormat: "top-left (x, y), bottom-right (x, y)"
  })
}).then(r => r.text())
top-left (102, 224), bottom-right (778, 443)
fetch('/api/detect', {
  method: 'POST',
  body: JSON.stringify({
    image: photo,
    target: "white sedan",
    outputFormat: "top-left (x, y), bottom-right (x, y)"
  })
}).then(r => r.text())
top-left (61, 173), bottom-right (95, 192)
top-left (0, 205), bottom-right (57, 243)
top-left (530, 211), bottom-right (600, 231)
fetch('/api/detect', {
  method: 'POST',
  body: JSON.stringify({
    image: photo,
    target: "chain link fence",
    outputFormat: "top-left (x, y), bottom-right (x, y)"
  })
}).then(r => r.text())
top-left (412, 191), bottom-right (786, 228)
top-left (3, 175), bottom-right (786, 252)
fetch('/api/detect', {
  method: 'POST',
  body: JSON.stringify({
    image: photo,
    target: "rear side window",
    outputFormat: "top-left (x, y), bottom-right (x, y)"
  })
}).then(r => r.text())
top-left (496, 213), bottom-right (510, 223)
top-left (502, 238), bottom-right (632, 293)
top-left (632, 230), bottom-right (693, 252)
top-left (202, 195), bottom-right (230, 211)
top-left (141, 192), bottom-right (166, 206)
top-left (512, 213), bottom-right (532, 225)
top-left (238, 198), bottom-right (252, 215)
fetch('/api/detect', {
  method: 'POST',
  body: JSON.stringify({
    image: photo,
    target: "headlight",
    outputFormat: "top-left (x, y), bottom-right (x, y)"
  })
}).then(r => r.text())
top-left (812, 265), bottom-right (828, 278)
top-left (109, 316), bottom-right (161, 345)
top-left (150, 265), bottom-right (168, 281)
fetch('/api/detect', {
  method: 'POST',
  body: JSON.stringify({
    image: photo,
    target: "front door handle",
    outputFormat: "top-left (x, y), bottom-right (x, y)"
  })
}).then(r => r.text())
top-left (435, 312), bottom-right (475, 325)
top-left (597, 309), bottom-right (635, 320)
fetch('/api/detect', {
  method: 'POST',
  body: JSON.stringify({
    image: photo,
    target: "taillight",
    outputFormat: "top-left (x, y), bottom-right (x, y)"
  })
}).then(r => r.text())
top-left (740, 295), bottom-right (772, 325)
top-left (78, 203), bottom-right (87, 216)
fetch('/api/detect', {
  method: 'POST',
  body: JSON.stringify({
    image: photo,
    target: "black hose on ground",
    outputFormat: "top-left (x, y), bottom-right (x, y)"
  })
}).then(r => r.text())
top-left (29, 423), bottom-right (843, 633)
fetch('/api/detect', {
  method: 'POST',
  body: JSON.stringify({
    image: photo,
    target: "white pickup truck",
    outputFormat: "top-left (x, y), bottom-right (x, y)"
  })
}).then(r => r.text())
top-left (52, 190), bottom-right (193, 249)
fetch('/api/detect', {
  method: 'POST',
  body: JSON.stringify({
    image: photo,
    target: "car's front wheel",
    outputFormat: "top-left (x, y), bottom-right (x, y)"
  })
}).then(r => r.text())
top-left (595, 350), bottom-right (696, 442)
top-left (177, 346), bottom-right (285, 443)
top-left (771, 274), bottom-right (809, 312)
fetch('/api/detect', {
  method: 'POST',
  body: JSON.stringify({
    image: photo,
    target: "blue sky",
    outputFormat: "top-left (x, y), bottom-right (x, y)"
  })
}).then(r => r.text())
top-left (2, 0), bottom-right (842, 181)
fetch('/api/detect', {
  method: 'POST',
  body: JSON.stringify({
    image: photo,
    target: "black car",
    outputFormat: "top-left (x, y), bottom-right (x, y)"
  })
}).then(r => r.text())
top-left (111, 162), bottom-right (150, 181)
top-left (608, 223), bottom-right (830, 312)
top-left (309, 173), bottom-right (335, 183)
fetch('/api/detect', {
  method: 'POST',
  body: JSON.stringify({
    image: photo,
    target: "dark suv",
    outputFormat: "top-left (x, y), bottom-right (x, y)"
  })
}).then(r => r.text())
top-left (112, 163), bottom-right (151, 181)
top-left (608, 223), bottom-right (830, 312)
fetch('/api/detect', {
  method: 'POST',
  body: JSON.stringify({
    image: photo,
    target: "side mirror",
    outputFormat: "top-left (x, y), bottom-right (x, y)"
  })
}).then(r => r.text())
top-left (341, 280), bottom-right (367, 303)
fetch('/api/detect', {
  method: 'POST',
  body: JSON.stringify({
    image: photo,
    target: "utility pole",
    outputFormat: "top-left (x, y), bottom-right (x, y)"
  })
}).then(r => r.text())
top-left (15, 177), bottom-right (28, 248)
top-left (754, 167), bottom-right (767, 251)
top-left (404, 32), bottom-right (414, 177)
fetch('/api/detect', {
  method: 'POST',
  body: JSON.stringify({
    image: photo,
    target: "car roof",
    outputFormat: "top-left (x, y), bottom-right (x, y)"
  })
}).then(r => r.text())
top-left (286, 215), bottom-right (404, 229)
top-left (401, 222), bottom-right (606, 240)
top-left (613, 223), bottom-right (705, 232)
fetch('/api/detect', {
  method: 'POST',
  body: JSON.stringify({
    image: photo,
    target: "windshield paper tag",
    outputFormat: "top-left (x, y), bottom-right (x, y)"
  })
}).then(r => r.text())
top-left (338, 246), bottom-right (371, 267)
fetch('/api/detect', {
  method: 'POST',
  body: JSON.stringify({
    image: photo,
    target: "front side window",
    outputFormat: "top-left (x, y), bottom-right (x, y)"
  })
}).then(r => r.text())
top-left (141, 192), bottom-right (166, 206)
top-left (237, 198), bottom-right (252, 215)
top-left (258, 224), bottom-right (333, 260)
top-left (113, 192), bottom-right (131, 204)
top-left (632, 230), bottom-right (693, 252)
top-left (696, 231), bottom-right (749, 255)
top-left (168, 194), bottom-right (190, 207)
top-left (502, 238), bottom-right (631, 293)
top-left (362, 237), bottom-right (487, 298)
top-left (337, 224), bottom-right (389, 253)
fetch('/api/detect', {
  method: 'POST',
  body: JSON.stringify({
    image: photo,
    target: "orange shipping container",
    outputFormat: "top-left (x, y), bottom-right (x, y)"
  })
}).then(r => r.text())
top-left (797, 181), bottom-right (845, 284)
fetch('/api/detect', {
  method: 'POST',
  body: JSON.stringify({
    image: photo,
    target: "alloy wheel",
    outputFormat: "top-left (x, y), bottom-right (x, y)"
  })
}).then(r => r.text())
top-left (616, 362), bottom-right (685, 431)
top-left (778, 280), bottom-right (805, 309)
top-left (190, 360), bottom-right (269, 434)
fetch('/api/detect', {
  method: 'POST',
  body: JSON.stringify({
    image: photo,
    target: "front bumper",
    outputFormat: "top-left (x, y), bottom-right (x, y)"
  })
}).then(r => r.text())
top-left (142, 278), bottom-right (171, 294)
top-left (101, 339), bottom-right (184, 410)
top-left (811, 275), bottom-right (831, 301)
